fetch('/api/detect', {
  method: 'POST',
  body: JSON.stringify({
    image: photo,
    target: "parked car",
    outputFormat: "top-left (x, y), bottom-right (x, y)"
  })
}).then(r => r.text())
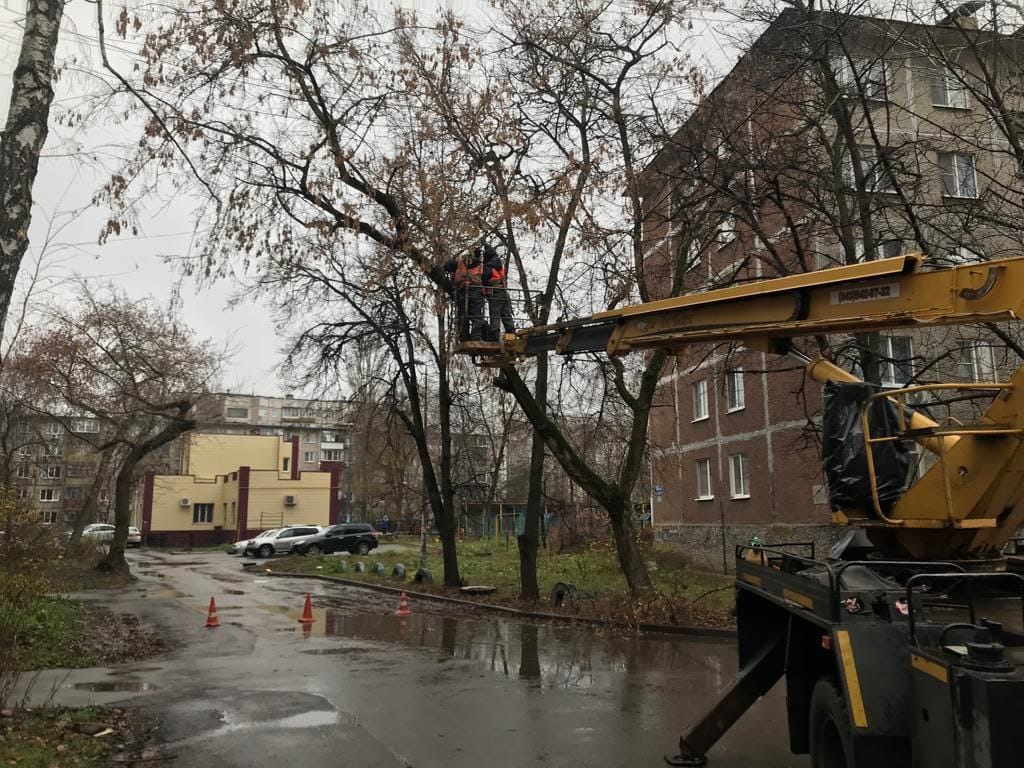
top-left (127, 526), bottom-right (142, 548)
top-left (81, 523), bottom-right (115, 542)
top-left (292, 523), bottom-right (379, 556)
top-left (228, 528), bottom-right (279, 555)
top-left (246, 526), bottom-right (324, 558)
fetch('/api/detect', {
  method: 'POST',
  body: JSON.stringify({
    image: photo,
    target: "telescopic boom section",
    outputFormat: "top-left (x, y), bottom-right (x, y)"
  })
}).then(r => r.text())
top-left (475, 253), bottom-right (1024, 364)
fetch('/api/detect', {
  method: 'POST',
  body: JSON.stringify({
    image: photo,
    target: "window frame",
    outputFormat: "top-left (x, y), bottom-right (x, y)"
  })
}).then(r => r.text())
top-left (38, 488), bottom-right (60, 502)
top-left (730, 453), bottom-right (751, 499)
top-left (225, 406), bottom-right (250, 419)
top-left (880, 335), bottom-right (914, 387)
top-left (958, 341), bottom-right (997, 382)
top-left (930, 67), bottom-right (968, 109)
top-left (16, 464), bottom-right (31, 479)
top-left (303, 450), bottom-right (318, 464)
top-left (43, 465), bottom-right (62, 479)
top-left (192, 502), bottom-right (214, 524)
top-left (321, 449), bottom-right (344, 462)
top-left (725, 369), bottom-right (745, 412)
top-left (833, 56), bottom-right (888, 101)
top-left (695, 458), bottom-right (714, 501)
top-left (692, 379), bottom-right (709, 422)
top-left (938, 152), bottom-right (978, 199)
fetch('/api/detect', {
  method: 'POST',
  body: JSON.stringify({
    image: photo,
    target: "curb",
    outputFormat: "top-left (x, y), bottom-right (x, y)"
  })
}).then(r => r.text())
top-left (260, 571), bottom-right (736, 639)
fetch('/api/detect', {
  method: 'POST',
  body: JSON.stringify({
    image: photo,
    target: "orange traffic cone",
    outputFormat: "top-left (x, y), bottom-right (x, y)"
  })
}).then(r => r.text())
top-left (298, 593), bottom-right (315, 624)
top-left (205, 597), bottom-right (220, 628)
top-left (395, 591), bottom-right (411, 618)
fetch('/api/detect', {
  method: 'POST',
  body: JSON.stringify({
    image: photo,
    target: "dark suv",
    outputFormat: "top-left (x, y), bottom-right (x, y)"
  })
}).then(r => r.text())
top-left (292, 523), bottom-right (379, 556)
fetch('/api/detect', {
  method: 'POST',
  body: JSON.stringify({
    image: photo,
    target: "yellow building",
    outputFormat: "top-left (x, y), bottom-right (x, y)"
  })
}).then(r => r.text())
top-left (138, 433), bottom-right (339, 547)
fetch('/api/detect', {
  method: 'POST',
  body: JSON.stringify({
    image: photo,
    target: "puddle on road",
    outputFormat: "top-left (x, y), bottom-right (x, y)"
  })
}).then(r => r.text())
top-left (70, 681), bottom-right (159, 692)
top-left (289, 602), bottom-right (733, 694)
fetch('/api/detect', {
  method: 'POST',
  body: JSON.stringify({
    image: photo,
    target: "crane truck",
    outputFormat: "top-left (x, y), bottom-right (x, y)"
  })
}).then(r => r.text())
top-left (459, 253), bottom-right (1024, 768)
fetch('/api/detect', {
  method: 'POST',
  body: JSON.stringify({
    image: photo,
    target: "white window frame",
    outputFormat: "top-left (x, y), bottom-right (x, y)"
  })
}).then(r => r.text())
top-left (43, 465), bottom-right (62, 479)
top-left (72, 418), bottom-right (99, 434)
top-left (695, 458), bottom-right (714, 501)
top-left (845, 146), bottom-right (896, 193)
top-left (17, 445), bottom-right (31, 458)
top-left (692, 380), bottom-right (709, 422)
top-left (39, 488), bottom-right (59, 502)
top-left (321, 449), bottom-right (344, 462)
top-left (959, 341), bottom-right (997, 382)
top-left (930, 67), bottom-right (968, 109)
top-left (283, 406), bottom-right (304, 418)
top-left (717, 207), bottom-right (737, 246)
top-left (16, 487), bottom-right (29, 501)
top-left (42, 508), bottom-right (58, 524)
top-left (192, 503), bottom-right (214, 524)
top-left (304, 432), bottom-right (317, 444)
top-left (16, 464), bottom-right (31, 479)
top-left (880, 335), bottom-right (914, 387)
top-left (225, 406), bottom-right (250, 419)
top-left (938, 152), bottom-right (978, 198)
top-left (46, 422), bottom-right (63, 438)
top-left (726, 369), bottom-right (745, 412)
top-left (833, 56), bottom-right (888, 101)
top-left (303, 450), bottom-right (318, 464)
top-left (730, 453), bottom-right (751, 499)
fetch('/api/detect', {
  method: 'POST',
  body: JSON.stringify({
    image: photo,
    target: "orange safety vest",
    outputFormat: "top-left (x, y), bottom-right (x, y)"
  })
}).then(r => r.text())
top-left (454, 259), bottom-right (483, 289)
top-left (486, 264), bottom-right (506, 287)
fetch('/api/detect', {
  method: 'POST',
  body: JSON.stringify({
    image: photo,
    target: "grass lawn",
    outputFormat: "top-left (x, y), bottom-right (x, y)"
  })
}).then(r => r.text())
top-left (0, 707), bottom-right (132, 768)
top-left (264, 537), bottom-right (735, 626)
top-left (14, 597), bottom-right (99, 670)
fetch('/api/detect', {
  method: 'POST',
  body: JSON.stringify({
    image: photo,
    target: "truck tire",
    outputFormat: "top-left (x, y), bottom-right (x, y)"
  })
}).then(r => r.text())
top-left (809, 678), bottom-right (855, 768)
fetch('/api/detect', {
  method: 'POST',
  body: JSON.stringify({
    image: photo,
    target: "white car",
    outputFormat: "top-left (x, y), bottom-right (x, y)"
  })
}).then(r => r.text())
top-left (228, 528), bottom-right (279, 555)
top-left (81, 523), bottom-right (115, 542)
top-left (245, 526), bottom-right (324, 558)
top-left (127, 526), bottom-right (142, 548)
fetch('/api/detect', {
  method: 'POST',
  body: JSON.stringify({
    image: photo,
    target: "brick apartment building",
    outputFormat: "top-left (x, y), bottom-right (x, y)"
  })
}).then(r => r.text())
top-left (640, 5), bottom-right (1024, 567)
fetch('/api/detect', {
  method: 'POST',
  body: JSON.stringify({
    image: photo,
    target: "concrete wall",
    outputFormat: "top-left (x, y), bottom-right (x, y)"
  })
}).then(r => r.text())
top-left (656, 522), bottom-right (838, 574)
top-left (150, 475), bottom-right (225, 532)
top-left (186, 433), bottom-right (287, 478)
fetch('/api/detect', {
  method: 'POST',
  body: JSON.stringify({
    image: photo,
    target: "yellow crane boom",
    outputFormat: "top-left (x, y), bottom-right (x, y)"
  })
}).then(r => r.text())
top-left (464, 254), bottom-right (1024, 560)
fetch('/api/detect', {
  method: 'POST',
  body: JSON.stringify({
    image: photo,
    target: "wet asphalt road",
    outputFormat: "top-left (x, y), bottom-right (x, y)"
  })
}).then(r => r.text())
top-left (31, 550), bottom-right (808, 768)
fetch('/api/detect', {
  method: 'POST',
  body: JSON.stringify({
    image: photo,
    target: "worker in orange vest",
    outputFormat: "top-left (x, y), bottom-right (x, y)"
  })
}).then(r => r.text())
top-left (482, 243), bottom-right (514, 341)
top-left (444, 248), bottom-right (485, 341)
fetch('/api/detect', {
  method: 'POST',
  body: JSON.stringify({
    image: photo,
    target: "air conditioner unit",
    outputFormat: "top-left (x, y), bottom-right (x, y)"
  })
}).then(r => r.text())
top-left (284, 495), bottom-right (297, 506)
top-left (179, 497), bottom-right (191, 507)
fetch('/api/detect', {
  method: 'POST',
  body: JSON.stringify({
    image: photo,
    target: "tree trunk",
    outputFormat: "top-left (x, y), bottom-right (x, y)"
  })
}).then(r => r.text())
top-left (517, 355), bottom-right (547, 601)
top-left (435, 342), bottom-right (461, 588)
top-left (70, 450), bottom-right (113, 544)
top-left (0, 0), bottom-right (66, 341)
top-left (607, 493), bottom-right (652, 592)
top-left (98, 457), bottom-right (134, 574)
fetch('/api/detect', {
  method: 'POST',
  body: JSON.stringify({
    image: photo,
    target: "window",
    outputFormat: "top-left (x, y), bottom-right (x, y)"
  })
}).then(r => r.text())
top-left (726, 370), bottom-right (745, 412)
top-left (695, 459), bottom-right (713, 500)
top-left (72, 418), bottom-right (99, 433)
top-left (283, 406), bottom-right (304, 418)
top-left (321, 449), bottom-right (344, 462)
top-left (880, 335), bottom-right (914, 386)
top-left (833, 56), bottom-right (887, 101)
top-left (16, 464), bottom-right (30, 479)
top-left (718, 208), bottom-right (737, 245)
top-left (43, 465), bottom-right (61, 479)
top-left (947, 245), bottom-right (983, 264)
top-left (225, 407), bottom-right (249, 419)
top-left (845, 146), bottom-right (896, 193)
top-left (730, 453), bottom-right (750, 498)
top-left (282, 457), bottom-right (290, 472)
top-left (303, 451), bottom-right (318, 464)
top-left (939, 152), bottom-right (977, 198)
top-left (18, 446), bottom-right (32, 458)
top-left (16, 487), bottom-right (28, 501)
top-left (304, 432), bottom-right (316, 444)
top-left (192, 503), bottom-right (214, 524)
top-left (46, 422), bottom-right (63, 438)
top-left (692, 380), bottom-right (709, 422)
top-left (42, 508), bottom-right (58, 524)
top-left (957, 341), bottom-right (997, 382)
top-left (39, 488), bottom-right (59, 502)
top-left (322, 430), bottom-right (346, 443)
top-left (65, 486), bottom-right (83, 501)
top-left (931, 68), bottom-right (967, 109)
top-left (45, 443), bottom-right (63, 457)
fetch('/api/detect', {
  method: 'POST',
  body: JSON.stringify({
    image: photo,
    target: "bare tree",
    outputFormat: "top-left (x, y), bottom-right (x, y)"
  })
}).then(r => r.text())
top-left (15, 287), bottom-right (221, 572)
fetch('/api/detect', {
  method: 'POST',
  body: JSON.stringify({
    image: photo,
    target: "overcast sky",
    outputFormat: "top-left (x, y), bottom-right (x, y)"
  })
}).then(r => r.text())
top-left (0, 0), bottom-right (744, 396)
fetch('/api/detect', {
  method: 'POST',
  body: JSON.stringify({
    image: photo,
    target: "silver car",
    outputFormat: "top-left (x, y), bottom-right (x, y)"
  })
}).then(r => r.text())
top-left (81, 523), bottom-right (115, 542)
top-left (228, 528), bottom-right (279, 555)
top-left (246, 526), bottom-right (323, 558)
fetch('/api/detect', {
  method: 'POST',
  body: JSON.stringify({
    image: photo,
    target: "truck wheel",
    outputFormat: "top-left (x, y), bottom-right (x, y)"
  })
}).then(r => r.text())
top-left (810, 678), bottom-right (855, 768)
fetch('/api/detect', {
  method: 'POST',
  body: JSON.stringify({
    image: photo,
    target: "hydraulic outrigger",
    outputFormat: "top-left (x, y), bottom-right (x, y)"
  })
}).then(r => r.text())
top-left (460, 253), bottom-right (1024, 767)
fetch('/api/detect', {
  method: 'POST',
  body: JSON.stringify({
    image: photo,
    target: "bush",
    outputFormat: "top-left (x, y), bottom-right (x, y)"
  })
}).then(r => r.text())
top-left (0, 489), bottom-right (54, 707)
